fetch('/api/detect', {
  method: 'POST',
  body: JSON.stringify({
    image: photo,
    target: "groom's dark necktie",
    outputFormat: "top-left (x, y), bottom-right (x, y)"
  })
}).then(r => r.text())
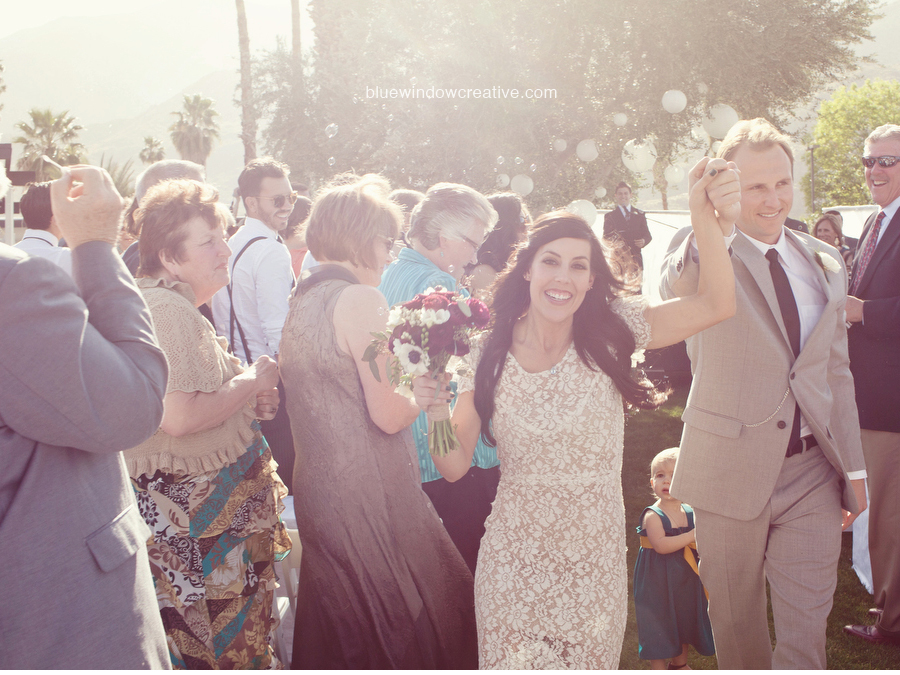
top-left (766, 248), bottom-right (802, 455)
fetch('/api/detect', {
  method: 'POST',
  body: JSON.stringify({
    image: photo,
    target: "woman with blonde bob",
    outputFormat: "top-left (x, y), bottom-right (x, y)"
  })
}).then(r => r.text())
top-left (279, 174), bottom-right (477, 669)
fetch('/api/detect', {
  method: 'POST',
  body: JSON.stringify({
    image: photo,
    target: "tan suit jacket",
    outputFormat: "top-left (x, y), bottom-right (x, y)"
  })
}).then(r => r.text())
top-left (659, 227), bottom-right (865, 520)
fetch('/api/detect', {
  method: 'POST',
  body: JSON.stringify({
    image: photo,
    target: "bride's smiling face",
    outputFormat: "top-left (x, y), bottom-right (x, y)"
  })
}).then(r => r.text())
top-left (525, 237), bottom-right (594, 323)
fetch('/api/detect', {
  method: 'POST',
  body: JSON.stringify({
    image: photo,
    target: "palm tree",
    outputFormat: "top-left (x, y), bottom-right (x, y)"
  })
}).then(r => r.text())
top-left (169, 94), bottom-right (220, 166)
top-left (139, 136), bottom-right (166, 165)
top-left (99, 154), bottom-right (136, 199)
top-left (236, 0), bottom-right (257, 165)
top-left (13, 108), bottom-right (87, 181)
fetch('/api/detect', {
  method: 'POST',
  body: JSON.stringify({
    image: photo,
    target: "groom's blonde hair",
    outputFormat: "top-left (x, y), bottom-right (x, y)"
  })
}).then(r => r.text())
top-left (717, 118), bottom-right (794, 169)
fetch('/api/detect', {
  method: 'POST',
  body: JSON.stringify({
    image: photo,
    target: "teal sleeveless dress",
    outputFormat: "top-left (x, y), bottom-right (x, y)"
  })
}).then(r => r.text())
top-left (633, 504), bottom-right (716, 660)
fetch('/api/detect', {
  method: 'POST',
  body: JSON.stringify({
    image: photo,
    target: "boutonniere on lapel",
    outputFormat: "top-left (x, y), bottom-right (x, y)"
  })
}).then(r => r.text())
top-left (813, 250), bottom-right (841, 275)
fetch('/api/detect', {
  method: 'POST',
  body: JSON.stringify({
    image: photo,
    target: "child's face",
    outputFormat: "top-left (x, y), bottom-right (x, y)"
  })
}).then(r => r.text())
top-left (650, 460), bottom-right (676, 501)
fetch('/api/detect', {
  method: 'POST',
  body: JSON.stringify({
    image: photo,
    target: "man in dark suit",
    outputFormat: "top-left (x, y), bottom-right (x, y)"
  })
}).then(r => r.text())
top-left (603, 180), bottom-right (652, 270)
top-left (0, 166), bottom-right (171, 668)
top-left (844, 124), bottom-right (900, 645)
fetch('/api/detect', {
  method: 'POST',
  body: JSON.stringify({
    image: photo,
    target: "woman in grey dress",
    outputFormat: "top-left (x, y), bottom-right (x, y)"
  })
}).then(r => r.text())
top-left (279, 174), bottom-right (477, 669)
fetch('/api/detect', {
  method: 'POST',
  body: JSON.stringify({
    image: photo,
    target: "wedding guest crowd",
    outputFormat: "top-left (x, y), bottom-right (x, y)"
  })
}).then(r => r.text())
top-left (5, 116), bottom-right (896, 670)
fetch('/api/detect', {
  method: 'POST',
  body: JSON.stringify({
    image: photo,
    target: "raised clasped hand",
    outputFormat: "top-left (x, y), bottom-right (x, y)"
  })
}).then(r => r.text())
top-left (688, 156), bottom-right (741, 236)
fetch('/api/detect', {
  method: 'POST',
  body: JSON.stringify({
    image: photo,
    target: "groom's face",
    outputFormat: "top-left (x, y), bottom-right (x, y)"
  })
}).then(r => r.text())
top-left (732, 143), bottom-right (793, 246)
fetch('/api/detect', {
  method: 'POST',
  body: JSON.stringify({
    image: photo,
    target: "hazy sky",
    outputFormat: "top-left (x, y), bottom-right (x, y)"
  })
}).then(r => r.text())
top-left (0, 0), bottom-right (307, 44)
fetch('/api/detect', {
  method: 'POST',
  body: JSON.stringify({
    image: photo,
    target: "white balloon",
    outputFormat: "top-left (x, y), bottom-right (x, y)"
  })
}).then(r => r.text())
top-left (690, 126), bottom-right (707, 143)
top-left (664, 164), bottom-right (685, 185)
top-left (576, 139), bottom-right (599, 162)
top-left (510, 174), bottom-right (534, 196)
top-left (613, 113), bottom-right (628, 127)
top-left (594, 186), bottom-right (607, 199)
top-left (702, 104), bottom-right (739, 139)
top-left (622, 139), bottom-right (658, 173)
top-left (567, 199), bottom-right (598, 226)
top-left (662, 90), bottom-right (687, 114)
top-left (496, 173), bottom-right (510, 188)
top-left (553, 138), bottom-right (567, 152)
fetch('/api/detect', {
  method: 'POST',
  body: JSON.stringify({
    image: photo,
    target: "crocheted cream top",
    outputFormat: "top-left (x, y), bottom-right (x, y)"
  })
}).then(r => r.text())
top-left (124, 278), bottom-right (258, 477)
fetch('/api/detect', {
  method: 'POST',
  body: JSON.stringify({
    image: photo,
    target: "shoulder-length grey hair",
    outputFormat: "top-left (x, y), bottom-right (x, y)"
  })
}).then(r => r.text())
top-left (407, 182), bottom-right (498, 250)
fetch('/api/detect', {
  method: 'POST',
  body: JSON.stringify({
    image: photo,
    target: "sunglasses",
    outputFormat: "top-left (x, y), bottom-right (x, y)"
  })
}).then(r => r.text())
top-left (255, 192), bottom-right (299, 208)
top-left (861, 155), bottom-right (900, 169)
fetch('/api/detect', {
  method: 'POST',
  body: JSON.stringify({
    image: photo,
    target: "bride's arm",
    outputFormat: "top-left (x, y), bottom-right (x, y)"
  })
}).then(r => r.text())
top-left (412, 374), bottom-right (482, 482)
top-left (643, 157), bottom-right (739, 349)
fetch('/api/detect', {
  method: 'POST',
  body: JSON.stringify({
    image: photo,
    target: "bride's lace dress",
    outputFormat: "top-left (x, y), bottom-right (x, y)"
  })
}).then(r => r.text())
top-left (458, 297), bottom-right (651, 669)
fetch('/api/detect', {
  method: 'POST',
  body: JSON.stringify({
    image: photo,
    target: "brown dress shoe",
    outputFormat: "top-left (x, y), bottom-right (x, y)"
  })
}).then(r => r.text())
top-left (843, 624), bottom-right (899, 644)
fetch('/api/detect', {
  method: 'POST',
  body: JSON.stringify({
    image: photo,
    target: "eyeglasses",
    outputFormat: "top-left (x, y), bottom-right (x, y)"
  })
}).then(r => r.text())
top-left (254, 192), bottom-right (299, 208)
top-left (459, 233), bottom-right (483, 251)
top-left (861, 156), bottom-right (900, 169)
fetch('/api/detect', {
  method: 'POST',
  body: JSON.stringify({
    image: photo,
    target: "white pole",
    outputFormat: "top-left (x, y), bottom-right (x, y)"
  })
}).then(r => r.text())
top-left (3, 186), bottom-right (14, 246)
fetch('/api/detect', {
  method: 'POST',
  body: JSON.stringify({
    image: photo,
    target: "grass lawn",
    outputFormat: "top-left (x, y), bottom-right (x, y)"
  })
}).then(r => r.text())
top-left (616, 385), bottom-right (900, 669)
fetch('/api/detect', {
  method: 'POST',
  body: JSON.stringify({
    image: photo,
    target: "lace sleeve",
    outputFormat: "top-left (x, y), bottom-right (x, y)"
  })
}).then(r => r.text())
top-left (454, 335), bottom-right (485, 395)
top-left (144, 288), bottom-right (230, 394)
top-left (611, 294), bottom-right (652, 351)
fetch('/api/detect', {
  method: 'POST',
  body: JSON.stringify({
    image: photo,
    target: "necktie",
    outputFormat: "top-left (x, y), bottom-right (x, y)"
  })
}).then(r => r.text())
top-left (766, 248), bottom-right (802, 455)
top-left (849, 210), bottom-right (886, 296)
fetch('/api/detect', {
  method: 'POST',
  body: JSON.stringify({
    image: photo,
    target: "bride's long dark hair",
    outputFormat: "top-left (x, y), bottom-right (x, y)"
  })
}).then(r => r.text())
top-left (473, 211), bottom-right (666, 446)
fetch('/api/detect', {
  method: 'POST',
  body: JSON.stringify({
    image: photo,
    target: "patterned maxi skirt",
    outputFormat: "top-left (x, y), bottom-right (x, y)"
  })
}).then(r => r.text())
top-left (132, 431), bottom-right (291, 669)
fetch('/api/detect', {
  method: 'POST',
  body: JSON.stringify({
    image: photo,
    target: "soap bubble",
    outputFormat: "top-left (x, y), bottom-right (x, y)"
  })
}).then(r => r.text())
top-left (497, 156), bottom-right (505, 165)
top-left (515, 157), bottom-right (524, 165)
top-left (578, 166), bottom-right (585, 175)
top-left (661, 90), bottom-right (687, 114)
top-left (576, 139), bottom-right (599, 162)
top-left (664, 164), bottom-right (685, 185)
top-left (327, 156), bottom-right (335, 166)
top-left (510, 174), bottom-right (534, 196)
top-left (567, 199), bottom-right (598, 226)
top-left (621, 139), bottom-right (658, 173)
top-left (530, 164), bottom-right (537, 172)
top-left (325, 123), bottom-right (338, 138)
top-left (702, 104), bottom-right (739, 139)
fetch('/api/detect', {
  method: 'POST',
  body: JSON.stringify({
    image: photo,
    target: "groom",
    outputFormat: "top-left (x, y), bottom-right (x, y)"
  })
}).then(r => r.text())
top-left (659, 118), bottom-right (867, 669)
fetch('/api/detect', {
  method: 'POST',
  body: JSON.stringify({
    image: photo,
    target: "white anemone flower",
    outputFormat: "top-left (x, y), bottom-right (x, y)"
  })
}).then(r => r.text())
top-left (394, 341), bottom-right (430, 376)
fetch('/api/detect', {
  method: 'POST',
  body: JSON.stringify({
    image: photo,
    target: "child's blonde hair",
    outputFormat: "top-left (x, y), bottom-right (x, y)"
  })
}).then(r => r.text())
top-left (649, 447), bottom-right (680, 476)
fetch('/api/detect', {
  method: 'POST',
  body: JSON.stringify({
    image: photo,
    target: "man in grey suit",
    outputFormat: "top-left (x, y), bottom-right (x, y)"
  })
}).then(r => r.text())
top-left (660, 119), bottom-right (867, 669)
top-left (0, 166), bottom-right (171, 669)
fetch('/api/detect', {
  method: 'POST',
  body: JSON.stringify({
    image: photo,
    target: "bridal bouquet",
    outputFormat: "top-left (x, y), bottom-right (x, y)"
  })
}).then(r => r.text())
top-left (363, 286), bottom-right (490, 456)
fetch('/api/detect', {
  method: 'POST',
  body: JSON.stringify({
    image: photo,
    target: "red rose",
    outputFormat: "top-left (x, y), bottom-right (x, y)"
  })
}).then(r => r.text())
top-left (425, 321), bottom-right (455, 355)
top-left (422, 293), bottom-right (451, 311)
top-left (466, 298), bottom-right (491, 328)
top-left (403, 295), bottom-right (425, 310)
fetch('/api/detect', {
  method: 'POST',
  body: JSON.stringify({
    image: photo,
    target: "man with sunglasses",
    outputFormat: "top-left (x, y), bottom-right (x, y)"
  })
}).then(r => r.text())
top-left (844, 124), bottom-right (900, 646)
top-left (212, 157), bottom-right (297, 491)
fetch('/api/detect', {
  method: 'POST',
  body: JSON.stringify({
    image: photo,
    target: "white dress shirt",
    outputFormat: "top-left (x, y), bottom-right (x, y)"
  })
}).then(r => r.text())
top-left (873, 194), bottom-right (900, 248)
top-left (13, 229), bottom-right (73, 277)
top-left (211, 218), bottom-right (294, 363)
top-left (742, 229), bottom-right (866, 480)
